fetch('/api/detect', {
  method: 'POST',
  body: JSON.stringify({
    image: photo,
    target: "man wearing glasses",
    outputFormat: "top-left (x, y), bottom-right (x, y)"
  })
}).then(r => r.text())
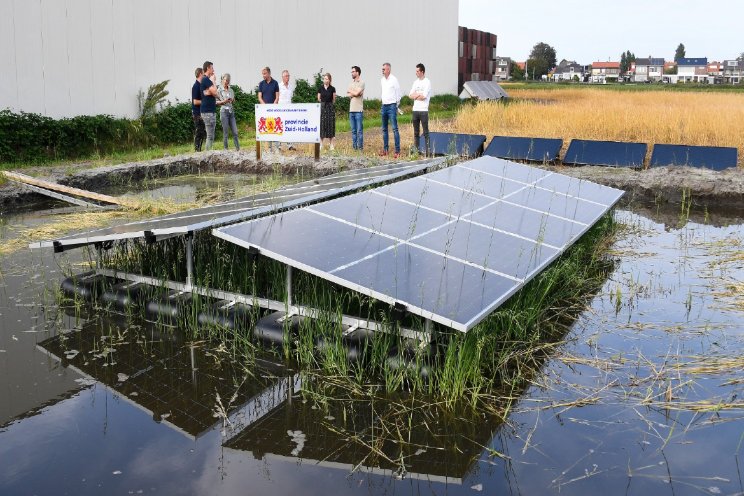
top-left (347, 66), bottom-right (365, 151)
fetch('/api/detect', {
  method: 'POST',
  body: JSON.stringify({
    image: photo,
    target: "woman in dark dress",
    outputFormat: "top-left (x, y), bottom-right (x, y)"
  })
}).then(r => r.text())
top-left (317, 73), bottom-right (336, 150)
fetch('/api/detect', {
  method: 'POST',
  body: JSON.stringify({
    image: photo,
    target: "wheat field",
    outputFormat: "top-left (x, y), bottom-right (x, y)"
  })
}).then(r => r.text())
top-left (447, 87), bottom-right (744, 167)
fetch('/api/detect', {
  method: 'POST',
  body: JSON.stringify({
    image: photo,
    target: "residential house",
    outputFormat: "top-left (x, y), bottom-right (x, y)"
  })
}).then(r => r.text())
top-left (458, 26), bottom-right (498, 92)
top-left (676, 57), bottom-right (709, 83)
top-left (590, 61), bottom-right (620, 83)
top-left (722, 59), bottom-right (742, 84)
top-left (553, 60), bottom-right (585, 81)
top-left (632, 57), bottom-right (665, 82)
top-left (494, 57), bottom-right (512, 81)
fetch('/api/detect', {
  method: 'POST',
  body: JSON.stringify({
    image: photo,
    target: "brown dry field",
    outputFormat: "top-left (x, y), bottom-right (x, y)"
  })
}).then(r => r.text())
top-left (444, 87), bottom-right (744, 168)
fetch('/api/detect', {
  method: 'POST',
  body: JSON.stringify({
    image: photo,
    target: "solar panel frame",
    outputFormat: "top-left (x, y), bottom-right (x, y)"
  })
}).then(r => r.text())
top-left (214, 157), bottom-right (624, 332)
top-left (30, 159), bottom-right (443, 251)
top-left (483, 136), bottom-right (563, 162)
top-left (650, 144), bottom-right (738, 171)
top-left (563, 139), bottom-right (647, 168)
top-left (422, 132), bottom-right (487, 157)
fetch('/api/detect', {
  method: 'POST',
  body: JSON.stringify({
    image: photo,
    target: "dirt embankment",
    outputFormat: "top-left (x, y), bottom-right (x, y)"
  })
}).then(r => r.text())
top-left (1, 149), bottom-right (743, 211)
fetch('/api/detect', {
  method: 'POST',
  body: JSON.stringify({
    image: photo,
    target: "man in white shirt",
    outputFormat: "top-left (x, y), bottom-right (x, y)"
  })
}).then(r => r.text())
top-left (278, 69), bottom-right (295, 151)
top-left (409, 63), bottom-right (432, 155)
top-left (380, 62), bottom-right (401, 158)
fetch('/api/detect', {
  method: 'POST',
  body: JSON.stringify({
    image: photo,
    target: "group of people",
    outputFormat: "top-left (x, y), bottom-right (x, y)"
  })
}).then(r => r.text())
top-left (191, 61), bottom-right (432, 158)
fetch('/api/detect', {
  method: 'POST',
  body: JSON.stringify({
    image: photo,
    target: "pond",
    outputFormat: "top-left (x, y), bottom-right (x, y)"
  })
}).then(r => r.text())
top-left (1, 197), bottom-right (743, 495)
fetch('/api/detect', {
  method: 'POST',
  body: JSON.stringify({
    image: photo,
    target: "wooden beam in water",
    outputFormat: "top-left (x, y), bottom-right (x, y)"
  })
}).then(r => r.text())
top-left (2, 171), bottom-right (134, 207)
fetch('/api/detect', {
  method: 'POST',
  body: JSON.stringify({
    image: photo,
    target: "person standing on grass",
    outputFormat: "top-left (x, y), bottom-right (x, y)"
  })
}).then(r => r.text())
top-left (380, 62), bottom-right (401, 158)
top-left (191, 67), bottom-right (206, 152)
top-left (409, 63), bottom-right (431, 156)
top-left (347, 66), bottom-right (365, 151)
top-left (258, 67), bottom-right (280, 152)
top-left (278, 69), bottom-right (295, 151)
top-left (217, 73), bottom-right (239, 151)
top-left (317, 73), bottom-right (336, 151)
top-left (200, 61), bottom-right (218, 151)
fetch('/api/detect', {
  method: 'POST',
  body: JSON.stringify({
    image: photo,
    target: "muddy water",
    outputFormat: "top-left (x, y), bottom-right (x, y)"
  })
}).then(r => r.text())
top-left (1, 199), bottom-right (743, 495)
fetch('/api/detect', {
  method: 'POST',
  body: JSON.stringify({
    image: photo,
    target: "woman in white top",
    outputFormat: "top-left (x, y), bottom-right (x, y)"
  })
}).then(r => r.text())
top-left (217, 73), bottom-right (240, 150)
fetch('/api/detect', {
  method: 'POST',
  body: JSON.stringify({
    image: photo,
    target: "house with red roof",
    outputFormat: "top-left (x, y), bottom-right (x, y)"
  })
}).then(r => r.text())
top-left (590, 61), bottom-right (620, 83)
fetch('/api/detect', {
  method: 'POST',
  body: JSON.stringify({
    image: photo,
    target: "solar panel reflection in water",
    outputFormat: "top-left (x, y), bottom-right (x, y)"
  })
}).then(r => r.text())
top-left (484, 136), bottom-right (563, 162)
top-left (564, 139), bottom-right (647, 168)
top-left (214, 156), bottom-right (624, 332)
top-left (650, 144), bottom-right (737, 171)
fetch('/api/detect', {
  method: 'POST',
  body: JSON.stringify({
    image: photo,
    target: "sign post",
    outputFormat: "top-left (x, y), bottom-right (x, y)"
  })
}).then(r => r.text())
top-left (255, 103), bottom-right (321, 161)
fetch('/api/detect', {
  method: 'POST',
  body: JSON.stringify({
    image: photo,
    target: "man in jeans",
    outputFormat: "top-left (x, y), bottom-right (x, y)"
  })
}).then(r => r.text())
top-left (258, 67), bottom-right (280, 152)
top-left (200, 61), bottom-right (218, 150)
top-left (278, 69), bottom-right (295, 151)
top-left (380, 62), bottom-right (401, 158)
top-left (347, 66), bottom-right (365, 151)
top-left (409, 63), bottom-right (431, 156)
top-left (191, 67), bottom-right (206, 151)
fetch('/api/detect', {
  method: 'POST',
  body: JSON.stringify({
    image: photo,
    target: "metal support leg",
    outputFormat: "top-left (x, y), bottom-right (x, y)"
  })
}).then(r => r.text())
top-left (285, 265), bottom-right (293, 308)
top-left (185, 233), bottom-right (194, 291)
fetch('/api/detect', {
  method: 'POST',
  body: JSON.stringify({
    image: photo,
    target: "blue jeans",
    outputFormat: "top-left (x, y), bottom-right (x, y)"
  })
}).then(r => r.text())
top-left (349, 112), bottom-right (363, 150)
top-left (220, 108), bottom-right (240, 150)
top-left (381, 103), bottom-right (399, 153)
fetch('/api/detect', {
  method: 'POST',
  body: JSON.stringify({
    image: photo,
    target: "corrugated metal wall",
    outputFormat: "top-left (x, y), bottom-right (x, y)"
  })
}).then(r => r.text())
top-left (0, 0), bottom-right (458, 118)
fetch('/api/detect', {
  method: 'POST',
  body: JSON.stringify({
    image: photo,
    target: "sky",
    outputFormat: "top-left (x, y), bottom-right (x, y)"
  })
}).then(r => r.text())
top-left (459, 0), bottom-right (743, 63)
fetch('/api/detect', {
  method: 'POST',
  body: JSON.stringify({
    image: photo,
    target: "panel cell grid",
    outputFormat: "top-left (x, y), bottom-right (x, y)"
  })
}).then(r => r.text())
top-left (215, 156), bottom-right (624, 332)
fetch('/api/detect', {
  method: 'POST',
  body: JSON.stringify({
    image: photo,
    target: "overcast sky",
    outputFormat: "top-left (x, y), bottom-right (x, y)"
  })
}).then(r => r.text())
top-left (459, 0), bottom-right (743, 63)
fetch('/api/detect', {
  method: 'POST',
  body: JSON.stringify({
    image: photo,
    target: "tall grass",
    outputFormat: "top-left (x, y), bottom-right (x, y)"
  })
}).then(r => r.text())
top-left (450, 88), bottom-right (744, 167)
top-left (91, 211), bottom-right (617, 408)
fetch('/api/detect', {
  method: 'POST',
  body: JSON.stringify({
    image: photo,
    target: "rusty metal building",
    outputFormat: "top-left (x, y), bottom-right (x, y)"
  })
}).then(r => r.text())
top-left (458, 26), bottom-right (498, 93)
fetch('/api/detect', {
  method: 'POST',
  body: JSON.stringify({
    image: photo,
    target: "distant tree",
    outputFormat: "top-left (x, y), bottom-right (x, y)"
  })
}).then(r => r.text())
top-left (511, 63), bottom-right (525, 81)
top-left (525, 58), bottom-right (550, 80)
top-left (137, 80), bottom-right (169, 119)
top-left (620, 50), bottom-right (636, 74)
top-left (675, 43), bottom-right (686, 61)
top-left (529, 42), bottom-right (557, 74)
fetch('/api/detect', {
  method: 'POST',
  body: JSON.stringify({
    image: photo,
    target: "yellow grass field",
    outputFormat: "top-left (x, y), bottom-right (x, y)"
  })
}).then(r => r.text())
top-left (447, 87), bottom-right (744, 167)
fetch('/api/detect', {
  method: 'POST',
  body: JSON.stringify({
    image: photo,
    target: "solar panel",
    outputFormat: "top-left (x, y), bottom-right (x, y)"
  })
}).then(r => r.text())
top-left (30, 159), bottom-right (442, 251)
top-left (650, 144), bottom-right (738, 171)
top-left (484, 136), bottom-right (563, 162)
top-left (460, 81), bottom-right (509, 100)
top-left (214, 156), bottom-right (624, 332)
top-left (422, 132), bottom-right (486, 157)
top-left (563, 140), bottom-right (647, 168)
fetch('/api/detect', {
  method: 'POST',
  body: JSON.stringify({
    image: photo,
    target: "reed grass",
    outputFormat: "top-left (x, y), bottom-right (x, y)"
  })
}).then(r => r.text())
top-left (450, 88), bottom-right (744, 167)
top-left (90, 210), bottom-right (618, 407)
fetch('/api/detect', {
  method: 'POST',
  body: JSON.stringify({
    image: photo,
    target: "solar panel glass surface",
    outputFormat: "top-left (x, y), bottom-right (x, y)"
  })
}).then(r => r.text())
top-left (215, 157), bottom-right (624, 331)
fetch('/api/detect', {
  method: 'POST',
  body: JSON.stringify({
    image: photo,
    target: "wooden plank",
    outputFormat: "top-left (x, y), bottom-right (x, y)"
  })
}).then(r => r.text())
top-left (2, 171), bottom-right (135, 207)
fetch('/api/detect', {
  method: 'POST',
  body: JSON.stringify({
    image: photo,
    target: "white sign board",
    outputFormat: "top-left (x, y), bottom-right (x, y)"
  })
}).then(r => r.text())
top-left (255, 104), bottom-right (320, 143)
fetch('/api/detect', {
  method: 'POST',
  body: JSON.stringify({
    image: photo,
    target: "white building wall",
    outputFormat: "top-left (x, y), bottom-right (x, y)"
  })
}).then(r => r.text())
top-left (1, 0), bottom-right (458, 119)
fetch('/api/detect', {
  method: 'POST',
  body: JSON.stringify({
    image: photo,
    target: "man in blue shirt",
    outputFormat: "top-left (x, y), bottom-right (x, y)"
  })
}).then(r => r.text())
top-left (258, 67), bottom-right (280, 152)
top-left (191, 67), bottom-right (206, 151)
top-left (200, 61), bottom-right (218, 150)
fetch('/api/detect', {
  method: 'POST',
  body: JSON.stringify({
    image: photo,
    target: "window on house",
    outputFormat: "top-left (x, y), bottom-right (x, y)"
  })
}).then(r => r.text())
top-left (459, 42), bottom-right (463, 58)
top-left (493, 47), bottom-right (498, 59)
top-left (489, 61), bottom-right (494, 74)
top-left (472, 45), bottom-right (477, 58)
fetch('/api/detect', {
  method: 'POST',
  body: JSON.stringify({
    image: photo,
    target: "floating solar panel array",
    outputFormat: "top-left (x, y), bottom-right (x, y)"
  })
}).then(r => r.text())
top-left (31, 160), bottom-right (440, 252)
top-left (564, 140), bottom-right (647, 168)
top-left (423, 132), bottom-right (487, 157)
top-left (650, 144), bottom-right (738, 171)
top-left (484, 136), bottom-right (563, 162)
top-left (215, 156), bottom-right (624, 332)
